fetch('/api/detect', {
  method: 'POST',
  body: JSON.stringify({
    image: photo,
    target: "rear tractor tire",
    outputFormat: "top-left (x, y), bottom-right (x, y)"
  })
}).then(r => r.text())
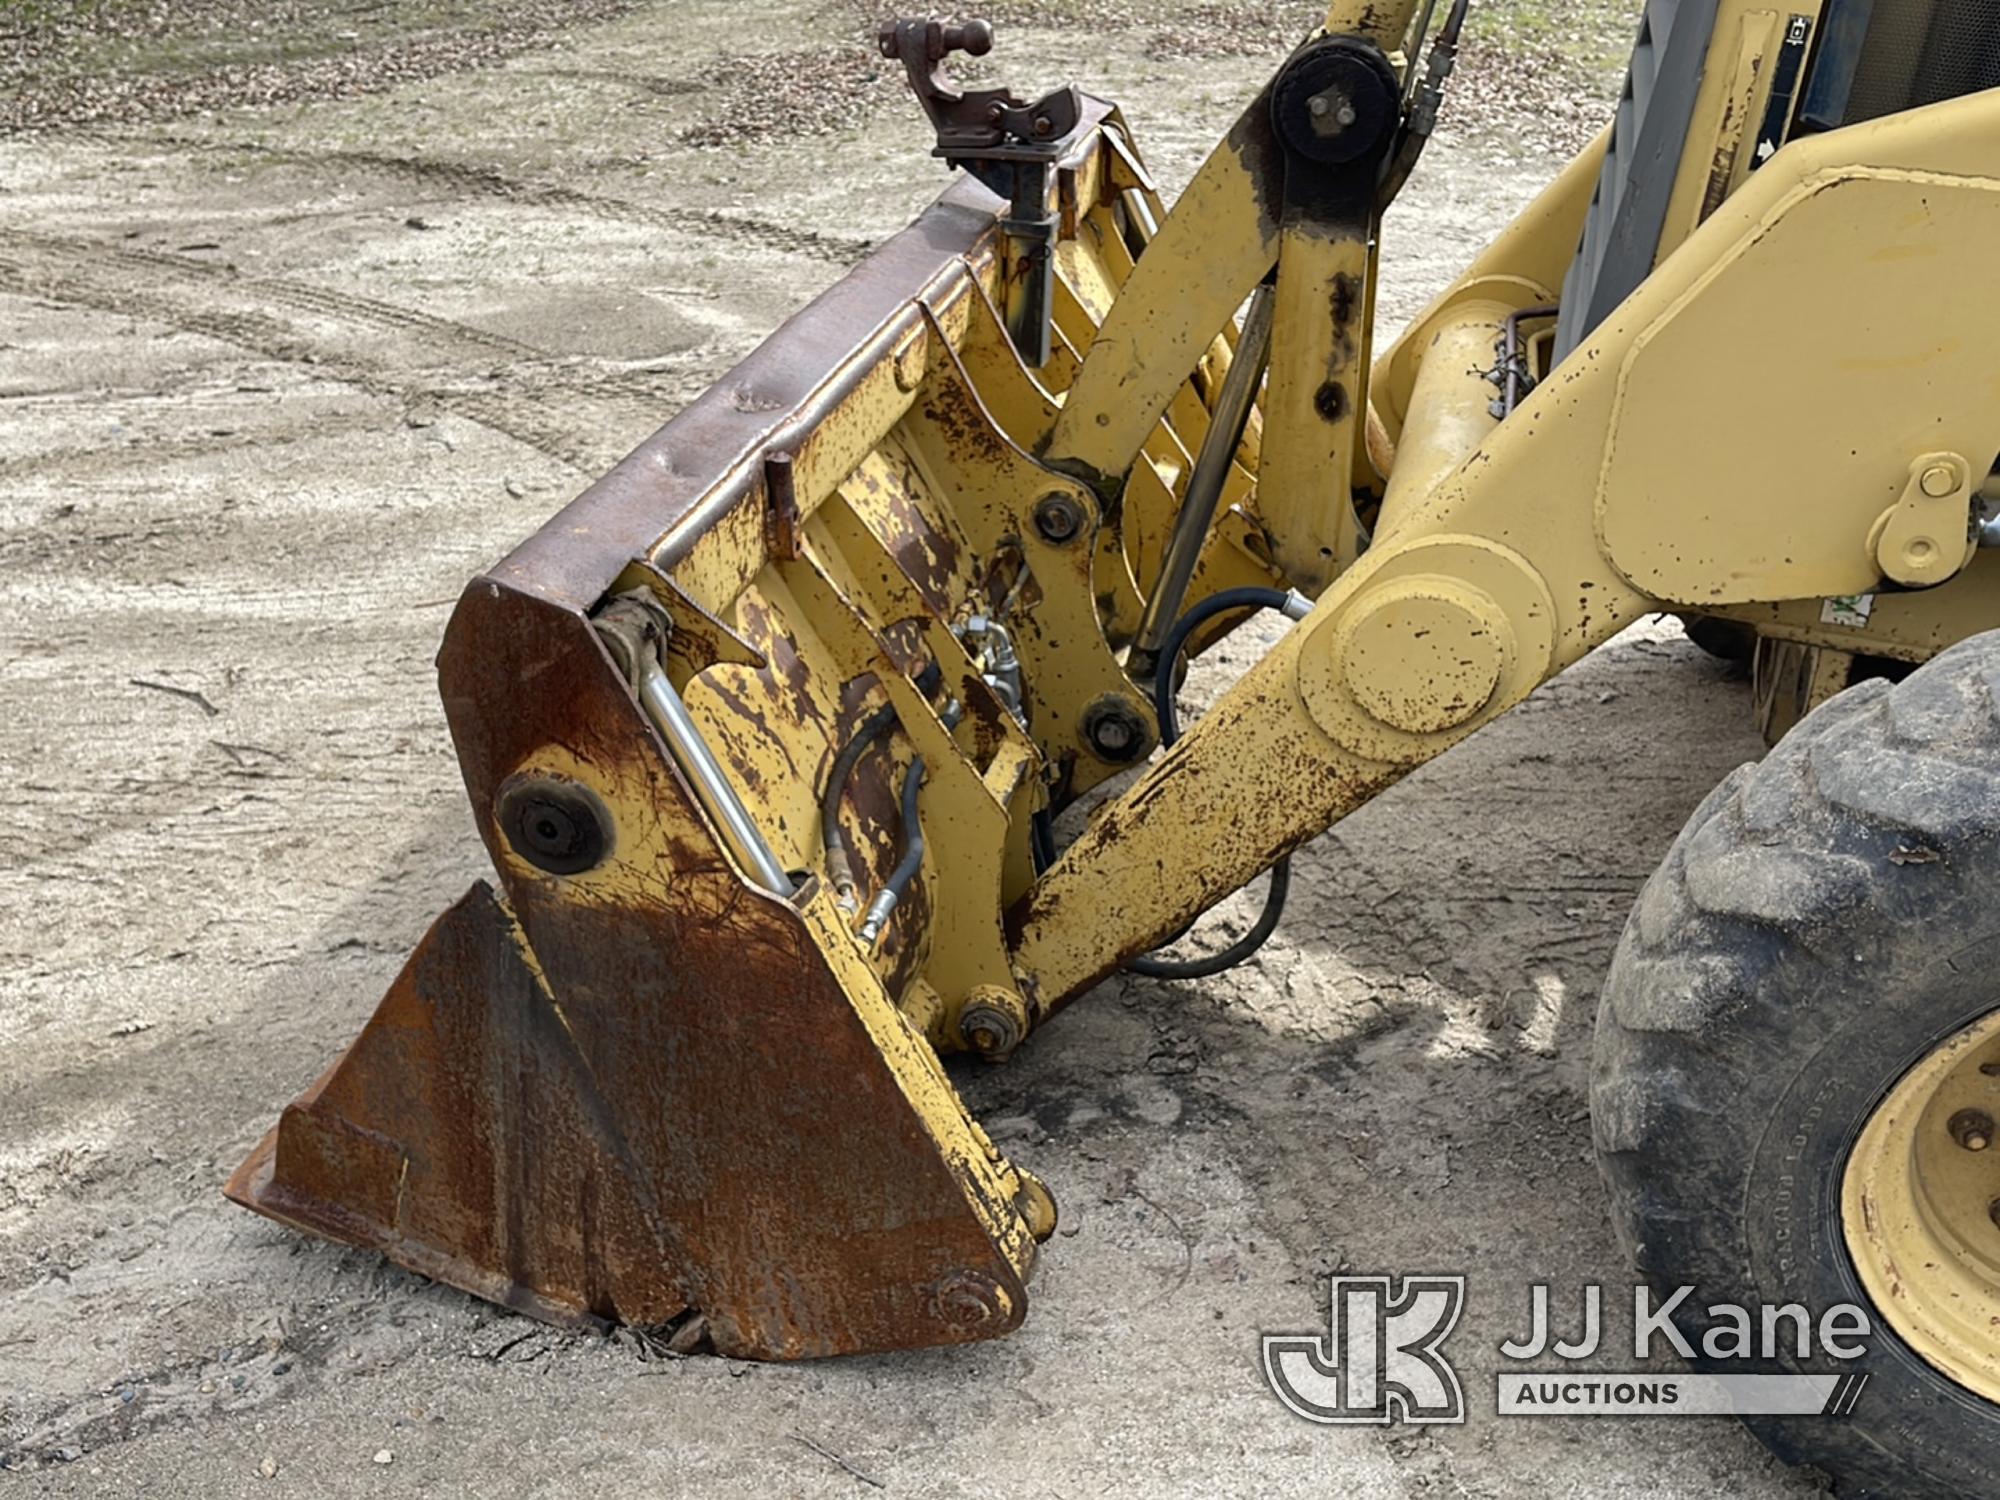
top-left (1594, 631), bottom-right (2000, 1497)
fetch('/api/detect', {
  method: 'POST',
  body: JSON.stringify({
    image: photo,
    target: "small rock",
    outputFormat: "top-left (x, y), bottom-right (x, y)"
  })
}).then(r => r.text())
top-left (504, 478), bottom-right (524, 499)
top-left (258, 1455), bottom-right (279, 1480)
top-left (372, 1449), bottom-right (393, 1466)
top-left (404, 216), bottom-right (434, 231)
top-left (665, 1315), bottom-right (709, 1356)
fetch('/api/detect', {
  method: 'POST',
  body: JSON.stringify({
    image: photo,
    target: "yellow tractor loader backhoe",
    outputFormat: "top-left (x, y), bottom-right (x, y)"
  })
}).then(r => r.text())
top-left (229, 2), bottom-right (2000, 1490)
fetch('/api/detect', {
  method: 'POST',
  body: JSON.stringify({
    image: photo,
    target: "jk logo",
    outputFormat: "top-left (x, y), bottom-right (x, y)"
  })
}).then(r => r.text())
top-left (1263, 1276), bottom-right (1467, 1425)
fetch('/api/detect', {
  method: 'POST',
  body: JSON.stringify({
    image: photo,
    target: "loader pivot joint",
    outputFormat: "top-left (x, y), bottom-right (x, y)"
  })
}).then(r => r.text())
top-left (499, 777), bottom-right (610, 876)
top-left (1272, 37), bottom-right (1398, 169)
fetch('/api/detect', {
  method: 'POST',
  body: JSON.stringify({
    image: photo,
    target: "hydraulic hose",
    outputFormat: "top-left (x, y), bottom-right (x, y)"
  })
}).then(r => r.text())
top-left (857, 754), bottom-right (927, 947)
top-left (1123, 586), bottom-right (1308, 981)
top-left (823, 662), bottom-right (945, 913)
top-left (1379, 0), bottom-right (1472, 207)
top-left (822, 703), bottom-right (897, 911)
top-left (856, 694), bottom-right (961, 948)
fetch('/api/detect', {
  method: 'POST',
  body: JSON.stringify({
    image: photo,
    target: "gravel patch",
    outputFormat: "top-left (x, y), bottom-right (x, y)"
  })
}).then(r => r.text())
top-left (679, 43), bottom-right (891, 148)
top-left (901, 1), bottom-right (1634, 159)
top-left (1450, 40), bottom-right (1617, 159)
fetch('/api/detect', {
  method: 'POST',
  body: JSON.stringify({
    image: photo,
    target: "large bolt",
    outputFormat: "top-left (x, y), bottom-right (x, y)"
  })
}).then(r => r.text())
top-left (932, 1269), bottom-right (1012, 1329)
top-left (1033, 491), bottom-right (1086, 544)
top-left (1080, 694), bottom-right (1152, 764)
top-left (959, 985), bottom-right (1030, 1060)
top-left (1093, 716), bottom-right (1133, 755)
top-left (498, 776), bottom-right (612, 876)
top-left (1921, 462), bottom-right (1960, 499)
top-left (1307, 88), bottom-right (1357, 132)
top-left (1951, 1108), bottom-right (1994, 1152)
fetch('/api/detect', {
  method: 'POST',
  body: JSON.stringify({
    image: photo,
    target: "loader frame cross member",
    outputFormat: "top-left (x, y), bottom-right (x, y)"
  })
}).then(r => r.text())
top-left (231, 1), bottom-right (2000, 1361)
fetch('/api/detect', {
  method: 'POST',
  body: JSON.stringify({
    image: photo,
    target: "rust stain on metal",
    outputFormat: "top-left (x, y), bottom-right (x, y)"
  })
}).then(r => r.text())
top-left (764, 450), bottom-right (802, 562)
top-left (232, 553), bottom-right (1024, 1362)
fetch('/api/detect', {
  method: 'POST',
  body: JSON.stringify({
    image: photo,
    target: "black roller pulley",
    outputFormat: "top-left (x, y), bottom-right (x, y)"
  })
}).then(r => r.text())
top-left (1271, 37), bottom-right (1401, 168)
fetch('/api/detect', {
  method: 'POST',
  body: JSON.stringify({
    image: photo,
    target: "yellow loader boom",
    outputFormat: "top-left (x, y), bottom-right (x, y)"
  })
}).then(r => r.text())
top-left (230, 7), bottom-right (2000, 1464)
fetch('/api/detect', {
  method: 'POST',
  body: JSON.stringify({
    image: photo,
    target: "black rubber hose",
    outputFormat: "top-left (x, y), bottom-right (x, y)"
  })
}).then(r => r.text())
top-left (822, 662), bottom-right (945, 905)
top-left (862, 694), bottom-right (961, 942)
top-left (881, 755), bottom-right (928, 906)
top-left (1123, 586), bottom-right (1296, 980)
top-left (1031, 806), bottom-right (1058, 873)
top-left (821, 702), bottom-right (897, 904)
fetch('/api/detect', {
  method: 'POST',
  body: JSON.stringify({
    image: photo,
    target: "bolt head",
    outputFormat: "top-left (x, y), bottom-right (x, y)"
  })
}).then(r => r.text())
top-left (1951, 1108), bottom-right (1995, 1151)
top-left (1033, 492), bottom-right (1085, 543)
top-left (1079, 694), bottom-right (1152, 764)
top-left (958, 986), bottom-right (1030, 1060)
top-left (1922, 463), bottom-right (1959, 499)
top-left (1305, 86), bottom-right (1356, 138)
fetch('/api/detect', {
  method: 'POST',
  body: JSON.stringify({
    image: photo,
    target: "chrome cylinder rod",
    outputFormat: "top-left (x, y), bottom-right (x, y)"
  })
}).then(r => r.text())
top-left (633, 654), bottom-right (795, 897)
top-left (1127, 282), bottom-right (1276, 683)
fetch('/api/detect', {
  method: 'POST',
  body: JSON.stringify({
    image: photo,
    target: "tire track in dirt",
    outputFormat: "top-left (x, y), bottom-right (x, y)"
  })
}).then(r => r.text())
top-left (72, 130), bottom-right (879, 266)
top-left (7, 230), bottom-right (544, 363)
top-left (0, 231), bottom-right (702, 473)
top-left (0, 408), bottom-right (394, 484)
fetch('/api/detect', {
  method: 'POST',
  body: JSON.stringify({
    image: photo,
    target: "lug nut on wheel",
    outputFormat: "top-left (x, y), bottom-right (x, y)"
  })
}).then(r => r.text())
top-left (1951, 1108), bottom-right (1994, 1151)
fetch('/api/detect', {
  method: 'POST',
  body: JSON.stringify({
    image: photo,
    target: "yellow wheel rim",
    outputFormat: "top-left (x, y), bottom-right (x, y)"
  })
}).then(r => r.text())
top-left (1843, 1007), bottom-right (2000, 1403)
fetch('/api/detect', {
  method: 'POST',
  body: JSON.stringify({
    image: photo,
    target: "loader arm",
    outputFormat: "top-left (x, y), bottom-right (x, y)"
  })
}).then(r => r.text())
top-left (1017, 90), bottom-right (2000, 1005)
top-left (233, 0), bottom-right (2000, 1356)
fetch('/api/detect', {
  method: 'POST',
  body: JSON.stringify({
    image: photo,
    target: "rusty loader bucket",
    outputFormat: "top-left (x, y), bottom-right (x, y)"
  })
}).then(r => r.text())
top-left (226, 45), bottom-right (1282, 1359)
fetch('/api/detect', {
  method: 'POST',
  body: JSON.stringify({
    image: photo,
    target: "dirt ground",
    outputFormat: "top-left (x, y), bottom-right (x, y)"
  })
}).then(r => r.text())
top-left (1, 2), bottom-right (1822, 1495)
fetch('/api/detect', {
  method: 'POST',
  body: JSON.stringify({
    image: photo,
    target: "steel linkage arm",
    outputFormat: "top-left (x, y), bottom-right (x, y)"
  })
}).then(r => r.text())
top-left (1009, 90), bottom-right (2000, 1017)
top-left (1039, 0), bottom-right (1426, 505)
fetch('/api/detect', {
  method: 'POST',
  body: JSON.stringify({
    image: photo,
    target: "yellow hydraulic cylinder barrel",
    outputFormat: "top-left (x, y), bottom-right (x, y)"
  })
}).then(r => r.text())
top-left (1375, 298), bottom-right (1509, 538)
top-left (1322, 0), bottom-right (1426, 44)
